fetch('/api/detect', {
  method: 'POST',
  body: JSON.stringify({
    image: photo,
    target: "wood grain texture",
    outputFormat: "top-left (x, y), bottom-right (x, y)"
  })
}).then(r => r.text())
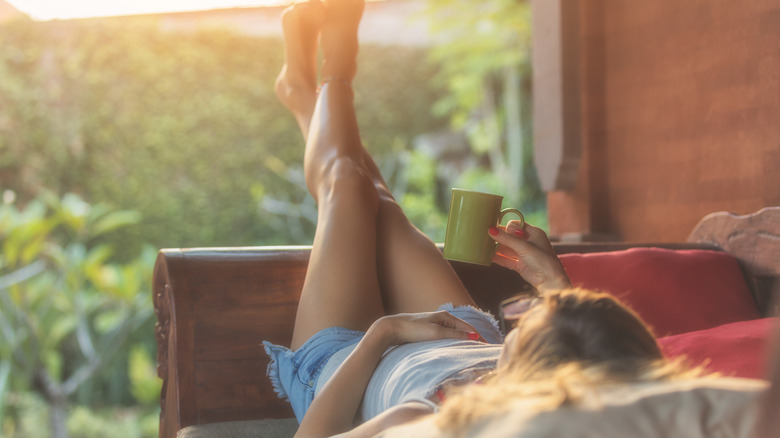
top-left (154, 248), bottom-right (309, 437)
top-left (547, 0), bottom-right (780, 241)
top-left (688, 207), bottom-right (780, 314)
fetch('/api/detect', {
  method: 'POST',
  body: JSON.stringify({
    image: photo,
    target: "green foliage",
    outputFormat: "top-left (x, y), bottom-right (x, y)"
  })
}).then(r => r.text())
top-left (424, 0), bottom-right (531, 124)
top-left (67, 405), bottom-right (158, 438)
top-left (0, 5), bottom-right (544, 250)
top-left (128, 346), bottom-right (161, 405)
top-left (2, 392), bottom-right (49, 438)
top-left (397, 151), bottom-right (448, 241)
top-left (0, 19), bottom-right (448, 252)
top-left (0, 191), bottom-right (155, 437)
top-left (3, 390), bottom-right (157, 438)
top-left (422, 0), bottom-right (544, 217)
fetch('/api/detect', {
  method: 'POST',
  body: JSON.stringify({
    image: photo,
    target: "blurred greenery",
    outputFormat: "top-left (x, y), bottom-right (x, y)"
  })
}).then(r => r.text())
top-left (423, 0), bottom-right (543, 219)
top-left (0, 191), bottom-right (156, 438)
top-left (0, 0), bottom-right (542, 436)
top-left (0, 17), bottom-right (452, 258)
top-left (4, 391), bottom-right (157, 438)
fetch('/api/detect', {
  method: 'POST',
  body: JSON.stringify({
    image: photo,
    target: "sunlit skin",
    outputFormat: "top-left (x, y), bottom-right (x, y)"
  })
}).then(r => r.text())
top-left (268, 1), bottom-right (579, 435)
top-left (496, 305), bottom-right (545, 369)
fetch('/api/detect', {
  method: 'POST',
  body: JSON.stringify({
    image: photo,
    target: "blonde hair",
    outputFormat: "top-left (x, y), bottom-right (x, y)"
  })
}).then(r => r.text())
top-left (436, 288), bottom-right (708, 432)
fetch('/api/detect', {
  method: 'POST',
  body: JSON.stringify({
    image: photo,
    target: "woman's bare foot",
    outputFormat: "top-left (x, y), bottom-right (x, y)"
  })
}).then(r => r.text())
top-left (275, 0), bottom-right (324, 136)
top-left (320, 0), bottom-right (364, 83)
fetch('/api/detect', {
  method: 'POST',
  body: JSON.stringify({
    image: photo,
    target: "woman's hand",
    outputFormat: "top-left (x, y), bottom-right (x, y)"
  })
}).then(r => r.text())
top-left (488, 220), bottom-right (572, 291)
top-left (372, 311), bottom-right (480, 346)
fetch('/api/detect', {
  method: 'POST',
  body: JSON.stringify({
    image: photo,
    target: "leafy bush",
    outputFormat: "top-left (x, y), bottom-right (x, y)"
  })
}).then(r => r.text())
top-left (424, 0), bottom-right (545, 220)
top-left (67, 405), bottom-right (158, 438)
top-left (0, 191), bottom-right (155, 438)
top-left (0, 19), bottom-right (449, 255)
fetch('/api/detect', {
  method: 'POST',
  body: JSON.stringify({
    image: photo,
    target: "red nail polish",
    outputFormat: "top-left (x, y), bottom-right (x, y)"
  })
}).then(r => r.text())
top-left (488, 227), bottom-right (499, 236)
top-left (513, 229), bottom-right (528, 239)
top-left (467, 332), bottom-right (480, 341)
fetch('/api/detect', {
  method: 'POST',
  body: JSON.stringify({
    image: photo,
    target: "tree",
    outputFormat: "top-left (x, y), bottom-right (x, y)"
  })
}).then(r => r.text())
top-left (423, 0), bottom-right (542, 214)
top-left (0, 191), bottom-right (155, 438)
top-left (0, 18), bottom-right (451, 251)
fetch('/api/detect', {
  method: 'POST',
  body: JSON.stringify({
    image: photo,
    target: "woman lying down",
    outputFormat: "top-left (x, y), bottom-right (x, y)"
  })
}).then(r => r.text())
top-left (263, 0), bottom-right (772, 436)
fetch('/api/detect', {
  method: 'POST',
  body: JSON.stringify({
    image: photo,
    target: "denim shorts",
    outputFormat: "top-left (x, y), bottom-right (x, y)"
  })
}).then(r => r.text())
top-left (262, 303), bottom-right (503, 422)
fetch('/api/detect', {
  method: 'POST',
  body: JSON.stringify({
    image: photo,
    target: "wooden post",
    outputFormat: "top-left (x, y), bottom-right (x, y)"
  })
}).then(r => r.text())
top-left (531, 0), bottom-right (582, 192)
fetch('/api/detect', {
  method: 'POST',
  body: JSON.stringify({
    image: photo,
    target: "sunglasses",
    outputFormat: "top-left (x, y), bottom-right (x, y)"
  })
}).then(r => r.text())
top-left (498, 293), bottom-right (542, 335)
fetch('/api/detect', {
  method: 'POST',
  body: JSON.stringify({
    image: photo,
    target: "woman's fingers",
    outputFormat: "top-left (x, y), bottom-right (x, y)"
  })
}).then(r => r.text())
top-left (495, 245), bottom-right (518, 259)
top-left (504, 221), bottom-right (555, 254)
top-left (491, 250), bottom-right (527, 271)
top-left (504, 220), bottom-right (526, 236)
top-left (384, 311), bottom-right (481, 344)
top-left (491, 225), bottom-right (551, 264)
top-left (422, 323), bottom-right (474, 342)
top-left (489, 223), bottom-right (571, 290)
top-left (429, 310), bottom-right (478, 333)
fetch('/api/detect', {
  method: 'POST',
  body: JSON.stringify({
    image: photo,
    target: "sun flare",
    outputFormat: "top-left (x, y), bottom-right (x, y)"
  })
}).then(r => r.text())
top-left (6, 0), bottom-right (291, 20)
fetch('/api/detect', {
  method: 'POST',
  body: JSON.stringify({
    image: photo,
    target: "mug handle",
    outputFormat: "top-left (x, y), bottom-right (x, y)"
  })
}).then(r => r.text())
top-left (498, 208), bottom-right (525, 228)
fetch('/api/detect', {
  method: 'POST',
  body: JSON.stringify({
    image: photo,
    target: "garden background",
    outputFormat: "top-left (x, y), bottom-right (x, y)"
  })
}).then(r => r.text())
top-left (0, 1), bottom-right (543, 436)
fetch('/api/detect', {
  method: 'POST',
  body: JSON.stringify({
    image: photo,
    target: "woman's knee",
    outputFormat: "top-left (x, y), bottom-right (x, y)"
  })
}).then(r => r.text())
top-left (377, 193), bottom-right (404, 221)
top-left (318, 157), bottom-right (378, 207)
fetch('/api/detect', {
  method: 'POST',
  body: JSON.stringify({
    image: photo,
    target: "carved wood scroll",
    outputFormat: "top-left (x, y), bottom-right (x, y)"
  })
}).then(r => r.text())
top-left (152, 253), bottom-right (174, 438)
top-left (688, 207), bottom-right (780, 315)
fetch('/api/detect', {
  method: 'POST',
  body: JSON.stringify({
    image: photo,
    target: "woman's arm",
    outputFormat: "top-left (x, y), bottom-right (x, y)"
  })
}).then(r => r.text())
top-left (331, 401), bottom-right (434, 438)
top-left (294, 311), bottom-right (477, 438)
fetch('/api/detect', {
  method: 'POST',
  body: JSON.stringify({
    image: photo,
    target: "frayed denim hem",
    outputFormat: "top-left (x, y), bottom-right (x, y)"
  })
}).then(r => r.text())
top-left (262, 327), bottom-right (365, 421)
top-left (262, 341), bottom-right (291, 402)
top-left (439, 302), bottom-right (504, 344)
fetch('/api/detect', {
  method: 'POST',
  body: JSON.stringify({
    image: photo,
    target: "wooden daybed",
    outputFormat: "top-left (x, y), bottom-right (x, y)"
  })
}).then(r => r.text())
top-left (153, 208), bottom-right (780, 438)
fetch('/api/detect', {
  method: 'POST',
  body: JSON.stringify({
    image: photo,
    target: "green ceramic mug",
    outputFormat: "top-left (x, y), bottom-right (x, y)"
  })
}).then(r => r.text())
top-left (443, 188), bottom-right (525, 266)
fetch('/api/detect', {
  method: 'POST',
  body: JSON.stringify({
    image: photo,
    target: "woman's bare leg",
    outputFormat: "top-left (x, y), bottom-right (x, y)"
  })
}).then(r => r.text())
top-left (277, 1), bottom-right (475, 351)
top-left (374, 196), bottom-right (476, 314)
top-left (282, 0), bottom-right (387, 350)
top-left (275, 0), bottom-right (323, 140)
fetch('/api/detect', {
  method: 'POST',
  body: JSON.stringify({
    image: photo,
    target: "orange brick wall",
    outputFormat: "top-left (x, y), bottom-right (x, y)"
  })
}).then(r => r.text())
top-left (548, 0), bottom-right (780, 242)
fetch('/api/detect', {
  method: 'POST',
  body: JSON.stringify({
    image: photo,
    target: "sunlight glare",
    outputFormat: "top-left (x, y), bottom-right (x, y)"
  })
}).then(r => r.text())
top-left (6, 0), bottom-right (291, 20)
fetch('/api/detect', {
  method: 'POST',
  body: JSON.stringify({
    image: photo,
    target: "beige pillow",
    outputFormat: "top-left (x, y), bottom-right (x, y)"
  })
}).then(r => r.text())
top-left (376, 377), bottom-right (768, 438)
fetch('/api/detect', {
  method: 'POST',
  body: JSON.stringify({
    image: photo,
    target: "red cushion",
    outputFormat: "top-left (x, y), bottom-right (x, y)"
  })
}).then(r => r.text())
top-left (657, 317), bottom-right (776, 379)
top-left (559, 248), bottom-right (761, 337)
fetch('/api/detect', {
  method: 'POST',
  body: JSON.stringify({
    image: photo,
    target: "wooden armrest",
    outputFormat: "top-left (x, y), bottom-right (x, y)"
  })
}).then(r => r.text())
top-left (154, 247), bottom-right (309, 438)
